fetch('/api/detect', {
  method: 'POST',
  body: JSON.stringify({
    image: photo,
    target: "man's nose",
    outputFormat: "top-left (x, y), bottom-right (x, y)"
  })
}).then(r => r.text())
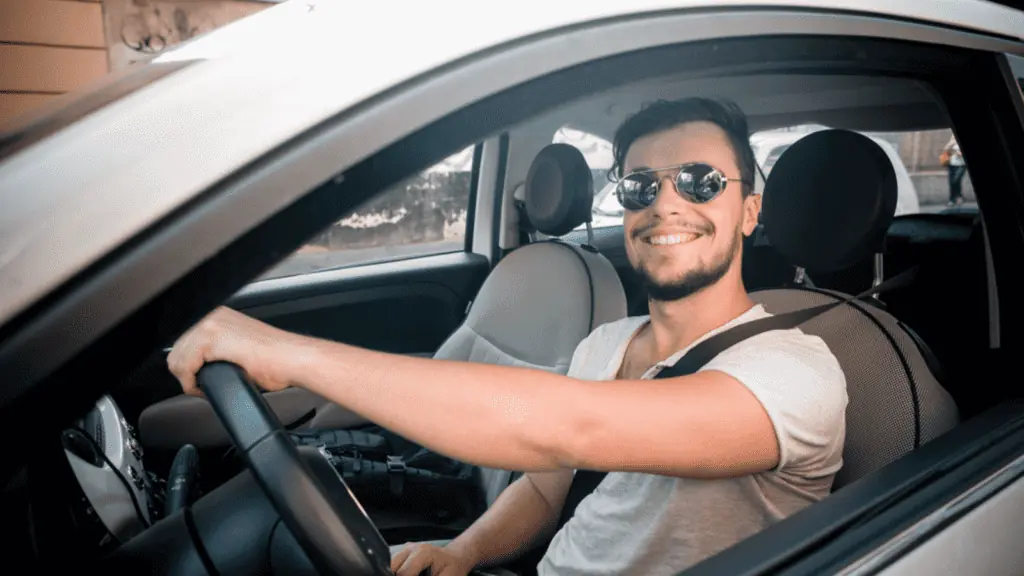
top-left (648, 174), bottom-right (689, 217)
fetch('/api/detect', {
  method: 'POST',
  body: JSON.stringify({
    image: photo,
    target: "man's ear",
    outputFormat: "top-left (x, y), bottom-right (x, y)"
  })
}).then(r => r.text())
top-left (742, 193), bottom-right (762, 236)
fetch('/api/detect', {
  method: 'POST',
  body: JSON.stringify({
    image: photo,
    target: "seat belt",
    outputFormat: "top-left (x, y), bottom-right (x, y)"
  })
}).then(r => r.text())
top-left (553, 265), bottom-right (919, 533)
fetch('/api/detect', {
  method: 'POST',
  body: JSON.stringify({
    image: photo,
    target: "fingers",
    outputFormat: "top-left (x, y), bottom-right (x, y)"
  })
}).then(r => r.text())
top-left (165, 306), bottom-right (275, 396)
top-left (167, 334), bottom-right (198, 395)
top-left (390, 544), bottom-right (412, 572)
top-left (394, 544), bottom-right (433, 576)
top-left (166, 318), bottom-right (213, 396)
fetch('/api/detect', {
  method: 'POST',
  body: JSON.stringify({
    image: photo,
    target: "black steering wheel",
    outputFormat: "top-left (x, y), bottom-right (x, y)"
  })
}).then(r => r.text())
top-left (197, 362), bottom-right (391, 575)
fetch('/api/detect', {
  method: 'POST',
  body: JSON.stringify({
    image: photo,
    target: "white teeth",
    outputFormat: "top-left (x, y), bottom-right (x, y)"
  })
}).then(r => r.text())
top-left (647, 233), bottom-right (697, 245)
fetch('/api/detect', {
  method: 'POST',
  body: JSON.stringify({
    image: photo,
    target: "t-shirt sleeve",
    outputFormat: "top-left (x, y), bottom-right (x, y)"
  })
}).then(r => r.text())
top-left (701, 329), bottom-right (848, 478)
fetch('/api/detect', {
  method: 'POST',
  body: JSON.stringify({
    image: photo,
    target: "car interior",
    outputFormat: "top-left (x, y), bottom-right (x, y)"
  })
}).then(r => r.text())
top-left (10, 32), bottom-right (1024, 575)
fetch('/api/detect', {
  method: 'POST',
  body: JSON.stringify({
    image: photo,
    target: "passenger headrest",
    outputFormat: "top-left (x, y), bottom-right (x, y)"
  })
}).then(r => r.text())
top-left (524, 143), bottom-right (593, 236)
top-left (761, 129), bottom-right (897, 271)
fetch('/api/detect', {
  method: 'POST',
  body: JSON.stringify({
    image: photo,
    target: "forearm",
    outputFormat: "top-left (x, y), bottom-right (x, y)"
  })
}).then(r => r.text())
top-left (447, 475), bottom-right (562, 569)
top-left (281, 335), bottom-right (582, 470)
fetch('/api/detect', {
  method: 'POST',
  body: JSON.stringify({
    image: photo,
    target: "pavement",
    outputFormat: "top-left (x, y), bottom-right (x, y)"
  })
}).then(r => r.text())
top-left (259, 239), bottom-right (464, 280)
top-left (918, 201), bottom-right (978, 214)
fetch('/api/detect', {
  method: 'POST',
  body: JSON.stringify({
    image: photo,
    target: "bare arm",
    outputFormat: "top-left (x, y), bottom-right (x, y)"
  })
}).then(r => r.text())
top-left (286, 335), bottom-right (779, 477)
top-left (447, 471), bottom-right (573, 569)
top-left (169, 307), bottom-right (785, 478)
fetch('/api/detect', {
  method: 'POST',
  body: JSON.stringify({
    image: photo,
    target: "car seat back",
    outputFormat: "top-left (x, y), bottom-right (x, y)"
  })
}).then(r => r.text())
top-left (752, 129), bottom-right (958, 490)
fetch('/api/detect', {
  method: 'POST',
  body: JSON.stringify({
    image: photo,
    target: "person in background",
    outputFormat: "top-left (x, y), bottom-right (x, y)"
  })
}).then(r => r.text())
top-left (942, 135), bottom-right (966, 207)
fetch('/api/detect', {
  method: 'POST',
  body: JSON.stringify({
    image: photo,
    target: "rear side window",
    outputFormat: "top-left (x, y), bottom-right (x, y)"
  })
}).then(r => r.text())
top-left (261, 145), bottom-right (477, 280)
top-left (751, 125), bottom-right (975, 215)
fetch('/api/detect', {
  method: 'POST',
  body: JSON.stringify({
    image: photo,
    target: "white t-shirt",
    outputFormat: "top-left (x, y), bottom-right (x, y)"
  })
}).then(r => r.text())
top-left (538, 304), bottom-right (848, 575)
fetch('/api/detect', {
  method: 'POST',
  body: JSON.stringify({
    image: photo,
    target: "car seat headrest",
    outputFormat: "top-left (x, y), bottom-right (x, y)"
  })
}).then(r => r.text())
top-left (524, 143), bottom-right (593, 236)
top-left (761, 129), bottom-right (897, 271)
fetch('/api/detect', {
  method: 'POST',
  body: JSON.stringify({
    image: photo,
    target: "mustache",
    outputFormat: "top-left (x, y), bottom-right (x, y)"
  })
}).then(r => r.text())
top-left (631, 219), bottom-right (714, 240)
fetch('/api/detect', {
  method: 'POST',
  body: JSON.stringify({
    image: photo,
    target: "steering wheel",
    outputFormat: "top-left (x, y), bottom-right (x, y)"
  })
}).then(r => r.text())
top-left (197, 362), bottom-right (391, 575)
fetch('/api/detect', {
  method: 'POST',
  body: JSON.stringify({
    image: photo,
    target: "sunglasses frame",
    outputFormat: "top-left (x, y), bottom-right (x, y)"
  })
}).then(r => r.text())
top-left (614, 162), bottom-right (746, 211)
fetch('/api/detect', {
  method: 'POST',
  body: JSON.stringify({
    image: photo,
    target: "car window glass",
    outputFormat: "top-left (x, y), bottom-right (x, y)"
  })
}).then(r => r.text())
top-left (751, 125), bottom-right (973, 215)
top-left (260, 145), bottom-right (476, 280)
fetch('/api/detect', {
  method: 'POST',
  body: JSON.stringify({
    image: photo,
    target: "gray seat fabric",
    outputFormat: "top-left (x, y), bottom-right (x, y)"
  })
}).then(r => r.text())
top-left (751, 289), bottom-right (958, 489)
top-left (756, 129), bottom-right (959, 490)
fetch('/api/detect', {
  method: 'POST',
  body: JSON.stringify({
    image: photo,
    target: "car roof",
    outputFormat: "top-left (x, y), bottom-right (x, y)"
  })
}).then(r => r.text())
top-left (0, 0), bottom-right (1021, 328)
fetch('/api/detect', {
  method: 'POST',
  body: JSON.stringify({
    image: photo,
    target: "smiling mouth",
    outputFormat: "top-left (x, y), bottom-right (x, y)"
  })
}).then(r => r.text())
top-left (644, 233), bottom-right (701, 246)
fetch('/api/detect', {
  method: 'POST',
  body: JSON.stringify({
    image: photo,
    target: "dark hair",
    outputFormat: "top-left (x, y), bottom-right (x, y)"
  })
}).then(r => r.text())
top-left (610, 97), bottom-right (756, 197)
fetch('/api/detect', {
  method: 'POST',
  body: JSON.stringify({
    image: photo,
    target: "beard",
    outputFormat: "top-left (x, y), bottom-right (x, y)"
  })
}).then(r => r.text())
top-left (633, 228), bottom-right (742, 302)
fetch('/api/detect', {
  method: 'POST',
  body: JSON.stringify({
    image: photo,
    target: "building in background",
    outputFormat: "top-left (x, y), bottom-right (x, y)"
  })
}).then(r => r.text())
top-left (0, 0), bottom-right (274, 127)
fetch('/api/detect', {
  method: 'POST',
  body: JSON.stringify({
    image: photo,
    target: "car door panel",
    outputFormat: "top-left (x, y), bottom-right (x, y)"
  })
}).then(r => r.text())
top-left (133, 252), bottom-right (490, 454)
top-left (230, 251), bottom-right (491, 355)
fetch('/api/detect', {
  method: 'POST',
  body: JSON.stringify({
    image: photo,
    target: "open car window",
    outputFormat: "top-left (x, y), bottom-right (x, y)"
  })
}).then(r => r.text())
top-left (260, 145), bottom-right (477, 280)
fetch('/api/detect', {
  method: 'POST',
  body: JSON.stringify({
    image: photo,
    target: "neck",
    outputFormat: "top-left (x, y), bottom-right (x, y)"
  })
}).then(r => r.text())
top-left (645, 266), bottom-right (755, 361)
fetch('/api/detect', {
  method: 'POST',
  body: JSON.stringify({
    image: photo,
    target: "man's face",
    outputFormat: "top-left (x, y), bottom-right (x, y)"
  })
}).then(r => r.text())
top-left (622, 121), bottom-right (760, 301)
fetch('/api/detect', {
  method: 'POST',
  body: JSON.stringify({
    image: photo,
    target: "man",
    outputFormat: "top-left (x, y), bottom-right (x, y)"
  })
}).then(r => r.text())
top-left (168, 98), bottom-right (847, 576)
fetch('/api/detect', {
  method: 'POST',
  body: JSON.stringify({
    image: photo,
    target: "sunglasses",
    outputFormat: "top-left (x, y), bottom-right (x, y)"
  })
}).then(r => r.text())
top-left (614, 162), bottom-right (746, 211)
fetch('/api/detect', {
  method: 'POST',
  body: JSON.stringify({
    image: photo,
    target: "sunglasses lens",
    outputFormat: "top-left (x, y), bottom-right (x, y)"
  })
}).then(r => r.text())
top-left (616, 174), bottom-right (657, 210)
top-left (676, 164), bottom-right (725, 203)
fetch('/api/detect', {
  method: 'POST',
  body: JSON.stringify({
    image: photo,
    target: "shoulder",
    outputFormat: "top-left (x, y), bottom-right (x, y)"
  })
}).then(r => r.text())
top-left (703, 327), bottom-right (848, 475)
top-left (706, 325), bottom-right (844, 383)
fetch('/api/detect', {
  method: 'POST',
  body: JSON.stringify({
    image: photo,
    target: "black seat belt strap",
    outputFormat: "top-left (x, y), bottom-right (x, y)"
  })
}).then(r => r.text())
top-left (553, 265), bottom-right (919, 533)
